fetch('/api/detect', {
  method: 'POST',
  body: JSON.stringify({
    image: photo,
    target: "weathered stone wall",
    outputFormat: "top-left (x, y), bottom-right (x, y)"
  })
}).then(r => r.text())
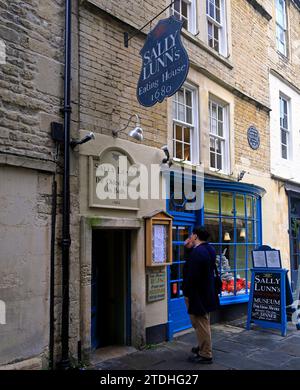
top-left (234, 97), bottom-right (270, 173)
top-left (0, 0), bottom-right (80, 368)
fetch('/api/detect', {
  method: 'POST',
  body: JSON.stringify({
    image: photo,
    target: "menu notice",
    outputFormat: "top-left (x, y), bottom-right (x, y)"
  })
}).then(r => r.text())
top-left (251, 271), bottom-right (281, 323)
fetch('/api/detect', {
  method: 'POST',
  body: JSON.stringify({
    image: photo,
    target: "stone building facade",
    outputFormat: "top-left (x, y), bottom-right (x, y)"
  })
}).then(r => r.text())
top-left (0, 0), bottom-right (300, 369)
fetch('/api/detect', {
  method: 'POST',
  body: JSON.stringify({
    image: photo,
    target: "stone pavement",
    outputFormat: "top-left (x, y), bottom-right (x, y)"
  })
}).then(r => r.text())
top-left (91, 321), bottom-right (300, 370)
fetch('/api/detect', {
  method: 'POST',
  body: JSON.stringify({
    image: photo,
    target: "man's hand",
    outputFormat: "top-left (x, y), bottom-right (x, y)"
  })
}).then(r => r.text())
top-left (184, 237), bottom-right (194, 248)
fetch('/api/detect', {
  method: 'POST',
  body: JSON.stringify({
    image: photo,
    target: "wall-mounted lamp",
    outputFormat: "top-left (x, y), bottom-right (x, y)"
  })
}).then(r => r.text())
top-left (224, 232), bottom-right (231, 241)
top-left (70, 132), bottom-right (95, 149)
top-left (161, 145), bottom-right (172, 167)
top-left (112, 114), bottom-right (144, 141)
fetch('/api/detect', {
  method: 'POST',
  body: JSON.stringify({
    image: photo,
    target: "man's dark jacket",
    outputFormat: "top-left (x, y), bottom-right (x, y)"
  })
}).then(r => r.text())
top-left (182, 243), bottom-right (219, 316)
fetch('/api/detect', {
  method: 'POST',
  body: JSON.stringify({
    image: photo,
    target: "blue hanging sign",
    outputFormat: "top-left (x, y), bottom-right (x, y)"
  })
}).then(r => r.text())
top-left (137, 16), bottom-right (189, 107)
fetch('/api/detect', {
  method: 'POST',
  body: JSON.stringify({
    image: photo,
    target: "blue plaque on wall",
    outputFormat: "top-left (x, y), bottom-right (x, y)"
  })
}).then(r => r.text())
top-left (137, 16), bottom-right (189, 107)
top-left (247, 126), bottom-right (260, 150)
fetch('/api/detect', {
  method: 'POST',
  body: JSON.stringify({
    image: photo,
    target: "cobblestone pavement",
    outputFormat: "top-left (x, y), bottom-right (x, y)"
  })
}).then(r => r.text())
top-left (91, 322), bottom-right (300, 370)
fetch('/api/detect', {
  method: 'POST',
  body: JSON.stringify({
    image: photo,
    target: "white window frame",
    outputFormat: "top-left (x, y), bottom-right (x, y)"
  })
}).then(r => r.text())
top-left (170, 0), bottom-right (197, 34)
top-left (206, 0), bottom-right (227, 56)
top-left (279, 94), bottom-right (291, 160)
top-left (209, 98), bottom-right (229, 174)
top-left (275, 0), bottom-right (287, 56)
top-left (172, 85), bottom-right (199, 164)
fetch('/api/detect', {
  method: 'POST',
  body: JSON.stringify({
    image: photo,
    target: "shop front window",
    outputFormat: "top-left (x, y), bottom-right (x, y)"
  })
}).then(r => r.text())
top-left (289, 195), bottom-right (300, 291)
top-left (204, 191), bottom-right (261, 299)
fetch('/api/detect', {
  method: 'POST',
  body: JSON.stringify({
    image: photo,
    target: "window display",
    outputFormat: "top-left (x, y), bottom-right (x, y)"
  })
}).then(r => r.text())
top-left (204, 191), bottom-right (261, 298)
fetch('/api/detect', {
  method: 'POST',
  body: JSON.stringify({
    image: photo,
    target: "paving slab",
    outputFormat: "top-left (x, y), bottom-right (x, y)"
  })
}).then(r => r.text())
top-left (91, 323), bottom-right (300, 371)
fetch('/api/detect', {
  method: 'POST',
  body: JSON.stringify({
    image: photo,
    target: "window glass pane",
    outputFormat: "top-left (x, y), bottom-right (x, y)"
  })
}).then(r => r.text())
top-left (236, 270), bottom-right (248, 295)
top-left (236, 246), bottom-right (246, 270)
top-left (184, 143), bottom-right (190, 161)
top-left (281, 129), bottom-right (287, 145)
top-left (282, 114), bottom-right (288, 130)
top-left (210, 152), bottom-right (215, 169)
top-left (182, 17), bottom-right (188, 30)
top-left (204, 217), bottom-right (219, 243)
top-left (216, 6), bottom-right (220, 23)
top-left (176, 141), bottom-right (182, 159)
top-left (178, 225), bottom-right (190, 241)
top-left (172, 226), bottom-right (178, 242)
top-left (174, 0), bottom-right (180, 13)
top-left (178, 103), bottom-right (185, 122)
top-left (182, 1), bottom-right (188, 18)
top-left (221, 192), bottom-right (234, 216)
top-left (209, 2), bottom-right (214, 18)
top-left (248, 245), bottom-right (256, 268)
top-left (211, 118), bottom-right (217, 134)
top-left (291, 198), bottom-right (300, 216)
top-left (184, 127), bottom-right (190, 143)
top-left (179, 281), bottom-right (184, 297)
top-left (186, 90), bottom-right (192, 107)
top-left (282, 144), bottom-right (287, 159)
top-left (246, 196), bottom-right (253, 218)
top-left (180, 262), bottom-right (185, 278)
top-left (175, 125), bottom-right (182, 142)
top-left (218, 120), bottom-right (223, 137)
top-left (178, 89), bottom-right (184, 104)
top-left (216, 152), bottom-right (222, 170)
top-left (204, 191), bottom-right (219, 215)
top-left (220, 246), bottom-right (234, 296)
top-left (186, 107), bottom-right (192, 124)
top-left (247, 220), bottom-right (254, 243)
top-left (235, 194), bottom-right (245, 217)
top-left (170, 263), bottom-right (179, 280)
top-left (214, 25), bottom-right (219, 51)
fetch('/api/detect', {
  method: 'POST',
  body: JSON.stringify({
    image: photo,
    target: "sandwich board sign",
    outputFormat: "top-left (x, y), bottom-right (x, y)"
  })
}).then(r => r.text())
top-left (137, 15), bottom-right (189, 107)
top-left (247, 246), bottom-right (293, 336)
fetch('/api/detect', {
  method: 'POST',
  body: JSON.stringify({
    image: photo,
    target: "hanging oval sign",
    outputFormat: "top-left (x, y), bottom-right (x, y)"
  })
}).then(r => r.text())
top-left (137, 16), bottom-right (189, 107)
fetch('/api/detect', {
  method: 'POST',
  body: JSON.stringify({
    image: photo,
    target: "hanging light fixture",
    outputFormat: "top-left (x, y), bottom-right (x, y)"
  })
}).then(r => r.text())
top-left (224, 232), bottom-right (231, 241)
top-left (240, 228), bottom-right (246, 239)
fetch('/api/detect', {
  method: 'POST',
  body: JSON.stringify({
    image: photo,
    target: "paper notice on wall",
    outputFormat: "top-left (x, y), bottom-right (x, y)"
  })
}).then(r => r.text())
top-left (152, 225), bottom-right (167, 264)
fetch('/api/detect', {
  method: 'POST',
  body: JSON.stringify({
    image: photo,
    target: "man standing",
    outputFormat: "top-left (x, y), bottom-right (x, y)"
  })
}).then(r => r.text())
top-left (183, 226), bottom-right (219, 364)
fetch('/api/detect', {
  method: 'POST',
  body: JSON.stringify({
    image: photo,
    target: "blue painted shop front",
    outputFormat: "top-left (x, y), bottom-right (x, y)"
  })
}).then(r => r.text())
top-left (167, 176), bottom-right (265, 339)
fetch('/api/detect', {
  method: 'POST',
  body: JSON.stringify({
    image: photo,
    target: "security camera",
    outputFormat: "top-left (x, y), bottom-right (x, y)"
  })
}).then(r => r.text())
top-left (70, 132), bottom-right (95, 148)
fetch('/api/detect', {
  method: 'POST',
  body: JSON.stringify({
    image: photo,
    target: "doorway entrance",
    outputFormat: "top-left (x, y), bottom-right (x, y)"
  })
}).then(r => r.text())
top-left (91, 229), bottom-right (131, 350)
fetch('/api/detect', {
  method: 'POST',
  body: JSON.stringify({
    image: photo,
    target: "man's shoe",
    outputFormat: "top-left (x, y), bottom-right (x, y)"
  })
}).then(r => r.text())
top-left (197, 356), bottom-right (213, 364)
top-left (191, 346), bottom-right (200, 354)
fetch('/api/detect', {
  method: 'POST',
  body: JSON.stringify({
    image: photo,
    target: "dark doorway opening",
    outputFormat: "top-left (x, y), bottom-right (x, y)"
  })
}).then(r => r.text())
top-left (91, 229), bottom-right (131, 350)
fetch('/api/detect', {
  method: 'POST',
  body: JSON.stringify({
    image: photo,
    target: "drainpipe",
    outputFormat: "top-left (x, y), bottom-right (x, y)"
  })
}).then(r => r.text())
top-left (57, 0), bottom-right (72, 369)
top-left (49, 177), bottom-right (57, 370)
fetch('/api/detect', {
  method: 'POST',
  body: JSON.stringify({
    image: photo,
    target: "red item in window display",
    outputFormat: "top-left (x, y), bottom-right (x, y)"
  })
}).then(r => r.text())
top-left (222, 280), bottom-right (227, 291)
top-left (227, 279), bottom-right (234, 293)
top-left (172, 283), bottom-right (178, 295)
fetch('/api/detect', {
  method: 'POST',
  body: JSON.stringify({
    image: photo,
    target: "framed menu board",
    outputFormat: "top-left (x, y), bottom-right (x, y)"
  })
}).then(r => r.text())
top-left (144, 210), bottom-right (173, 267)
top-left (252, 246), bottom-right (282, 269)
